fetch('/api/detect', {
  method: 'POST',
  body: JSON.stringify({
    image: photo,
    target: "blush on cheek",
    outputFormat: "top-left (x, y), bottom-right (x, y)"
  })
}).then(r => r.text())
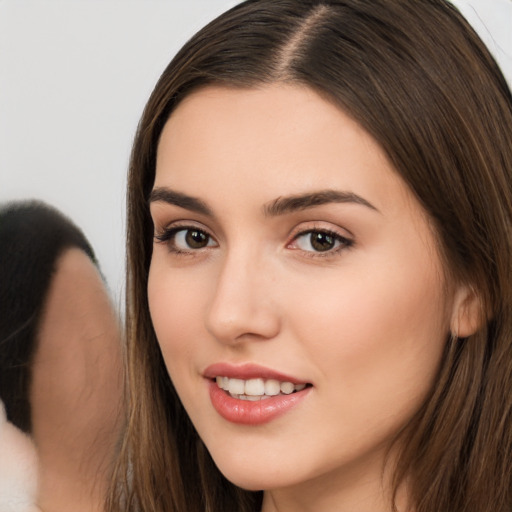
top-left (148, 268), bottom-right (203, 358)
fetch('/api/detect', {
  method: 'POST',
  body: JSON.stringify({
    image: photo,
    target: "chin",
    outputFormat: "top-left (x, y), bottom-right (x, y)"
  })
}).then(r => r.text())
top-left (209, 449), bottom-right (306, 492)
top-left (220, 469), bottom-right (280, 492)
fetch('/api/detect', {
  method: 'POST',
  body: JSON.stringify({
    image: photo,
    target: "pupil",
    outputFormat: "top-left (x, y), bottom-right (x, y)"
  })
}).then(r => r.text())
top-left (186, 230), bottom-right (208, 248)
top-left (311, 232), bottom-right (334, 251)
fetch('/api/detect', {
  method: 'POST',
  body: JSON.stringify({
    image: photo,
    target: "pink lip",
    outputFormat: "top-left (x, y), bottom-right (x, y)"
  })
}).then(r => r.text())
top-left (204, 363), bottom-right (311, 425)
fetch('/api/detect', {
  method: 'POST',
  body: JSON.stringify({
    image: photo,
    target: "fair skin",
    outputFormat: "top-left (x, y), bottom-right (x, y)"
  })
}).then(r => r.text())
top-left (31, 248), bottom-right (122, 512)
top-left (148, 84), bottom-right (475, 512)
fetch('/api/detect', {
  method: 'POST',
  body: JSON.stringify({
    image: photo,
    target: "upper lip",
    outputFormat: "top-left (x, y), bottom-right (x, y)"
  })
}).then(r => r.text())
top-left (203, 362), bottom-right (309, 385)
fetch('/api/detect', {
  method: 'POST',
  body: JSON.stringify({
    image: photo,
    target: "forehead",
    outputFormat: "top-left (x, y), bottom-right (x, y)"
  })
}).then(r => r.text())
top-left (155, 85), bottom-right (412, 213)
top-left (159, 84), bottom-right (377, 162)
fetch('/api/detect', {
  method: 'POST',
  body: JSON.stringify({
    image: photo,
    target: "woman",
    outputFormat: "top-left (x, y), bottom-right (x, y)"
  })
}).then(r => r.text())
top-left (110, 1), bottom-right (512, 511)
top-left (0, 200), bottom-right (122, 512)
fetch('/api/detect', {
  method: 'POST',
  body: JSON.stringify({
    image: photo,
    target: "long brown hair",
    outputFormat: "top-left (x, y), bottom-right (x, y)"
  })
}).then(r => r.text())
top-left (108, 1), bottom-right (512, 511)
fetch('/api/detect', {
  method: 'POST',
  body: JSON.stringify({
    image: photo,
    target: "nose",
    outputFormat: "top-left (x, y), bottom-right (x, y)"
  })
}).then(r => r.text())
top-left (205, 250), bottom-right (281, 345)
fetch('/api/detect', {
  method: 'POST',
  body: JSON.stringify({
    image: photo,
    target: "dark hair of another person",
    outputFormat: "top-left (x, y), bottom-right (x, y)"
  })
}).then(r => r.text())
top-left (108, 1), bottom-right (512, 511)
top-left (0, 200), bottom-right (96, 433)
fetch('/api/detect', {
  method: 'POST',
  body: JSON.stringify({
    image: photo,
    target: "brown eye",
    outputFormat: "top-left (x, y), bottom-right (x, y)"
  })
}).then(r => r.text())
top-left (155, 227), bottom-right (217, 252)
top-left (310, 232), bottom-right (336, 252)
top-left (185, 229), bottom-right (210, 249)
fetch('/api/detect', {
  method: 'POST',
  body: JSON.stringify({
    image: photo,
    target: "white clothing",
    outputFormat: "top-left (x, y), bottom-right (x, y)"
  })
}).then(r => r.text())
top-left (0, 400), bottom-right (40, 512)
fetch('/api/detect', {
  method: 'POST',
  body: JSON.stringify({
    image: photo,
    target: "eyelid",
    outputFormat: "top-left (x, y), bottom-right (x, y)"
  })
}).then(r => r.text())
top-left (154, 219), bottom-right (213, 237)
top-left (287, 221), bottom-right (353, 242)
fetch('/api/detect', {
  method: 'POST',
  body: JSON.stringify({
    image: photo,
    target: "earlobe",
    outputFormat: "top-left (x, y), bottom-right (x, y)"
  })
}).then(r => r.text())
top-left (450, 284), bottom-right (485, 339)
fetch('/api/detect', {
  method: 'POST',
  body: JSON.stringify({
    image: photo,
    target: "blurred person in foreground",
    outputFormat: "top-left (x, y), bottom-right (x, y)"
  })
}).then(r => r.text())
top-left (0, 200), bottom-right (123, 512)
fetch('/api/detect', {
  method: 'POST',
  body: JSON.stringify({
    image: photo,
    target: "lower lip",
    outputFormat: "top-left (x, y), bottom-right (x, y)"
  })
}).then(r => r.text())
top-left (207, 380), bottom-right (311, 425)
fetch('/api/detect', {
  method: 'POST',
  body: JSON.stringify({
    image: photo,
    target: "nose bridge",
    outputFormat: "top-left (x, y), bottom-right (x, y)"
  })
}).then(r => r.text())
top-left (205, 244), bottom-right (280, 344)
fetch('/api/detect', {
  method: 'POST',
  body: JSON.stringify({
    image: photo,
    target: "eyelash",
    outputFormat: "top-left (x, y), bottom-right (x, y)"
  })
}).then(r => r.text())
top-left (154, 225), bottom-right (216, 255)
top-left (289, 228), bottom-right (354, 257)
top-left (154, 225), bottom-right (354, 257)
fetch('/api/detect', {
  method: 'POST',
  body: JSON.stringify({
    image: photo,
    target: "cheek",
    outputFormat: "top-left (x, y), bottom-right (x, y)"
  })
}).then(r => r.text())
top-left (147, 260), bottom-right (221, 430)
top-left (286, 257), bottom-right (450, 415)
top-left (147, 260), bottom-right (209, 369)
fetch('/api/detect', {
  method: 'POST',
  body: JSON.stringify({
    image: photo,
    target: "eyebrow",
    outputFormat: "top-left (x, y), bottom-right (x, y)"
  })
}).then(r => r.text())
top-left (149, 187), bottom-right (213, 217)
top-left (149, 187), bottom-right (379, 218)
top-left (263, 189), bottom-right (379, 216)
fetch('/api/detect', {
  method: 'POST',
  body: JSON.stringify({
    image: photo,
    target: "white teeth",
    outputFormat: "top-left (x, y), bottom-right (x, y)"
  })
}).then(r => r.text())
top-left (228, 378), bottom-right (245, 395)
top-left (216, 376), bottom-right (308, 399)
top-left (245, 378), bottom-right (265, 396)
top-left (264, 379), bottom-right (281, 396)
top-left (216, 376), bottom-right (230, 390)
top-left (280, 382), bottom-right (294, 394)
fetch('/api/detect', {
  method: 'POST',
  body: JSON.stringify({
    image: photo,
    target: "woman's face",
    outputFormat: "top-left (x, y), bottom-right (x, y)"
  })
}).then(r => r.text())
top-left (148, 85), bottom-right (464, 506)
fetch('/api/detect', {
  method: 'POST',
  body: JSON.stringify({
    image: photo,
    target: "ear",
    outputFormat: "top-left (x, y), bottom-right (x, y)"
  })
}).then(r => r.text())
top-left (450, 284), bottom-right (485, 338)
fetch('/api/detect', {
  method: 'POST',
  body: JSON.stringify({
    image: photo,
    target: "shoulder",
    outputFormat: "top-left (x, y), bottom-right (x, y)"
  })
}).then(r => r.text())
top-left (0, 401), bottom-right (40, 512)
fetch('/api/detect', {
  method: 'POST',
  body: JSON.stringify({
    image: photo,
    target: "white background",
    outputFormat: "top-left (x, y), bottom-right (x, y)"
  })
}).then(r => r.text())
top-left (1, 0), bottom-right (511, 310)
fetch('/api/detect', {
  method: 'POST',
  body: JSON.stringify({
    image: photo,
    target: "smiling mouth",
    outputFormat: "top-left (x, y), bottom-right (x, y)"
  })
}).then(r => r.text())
top-left (215, 376), bottom-right (311, 401)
